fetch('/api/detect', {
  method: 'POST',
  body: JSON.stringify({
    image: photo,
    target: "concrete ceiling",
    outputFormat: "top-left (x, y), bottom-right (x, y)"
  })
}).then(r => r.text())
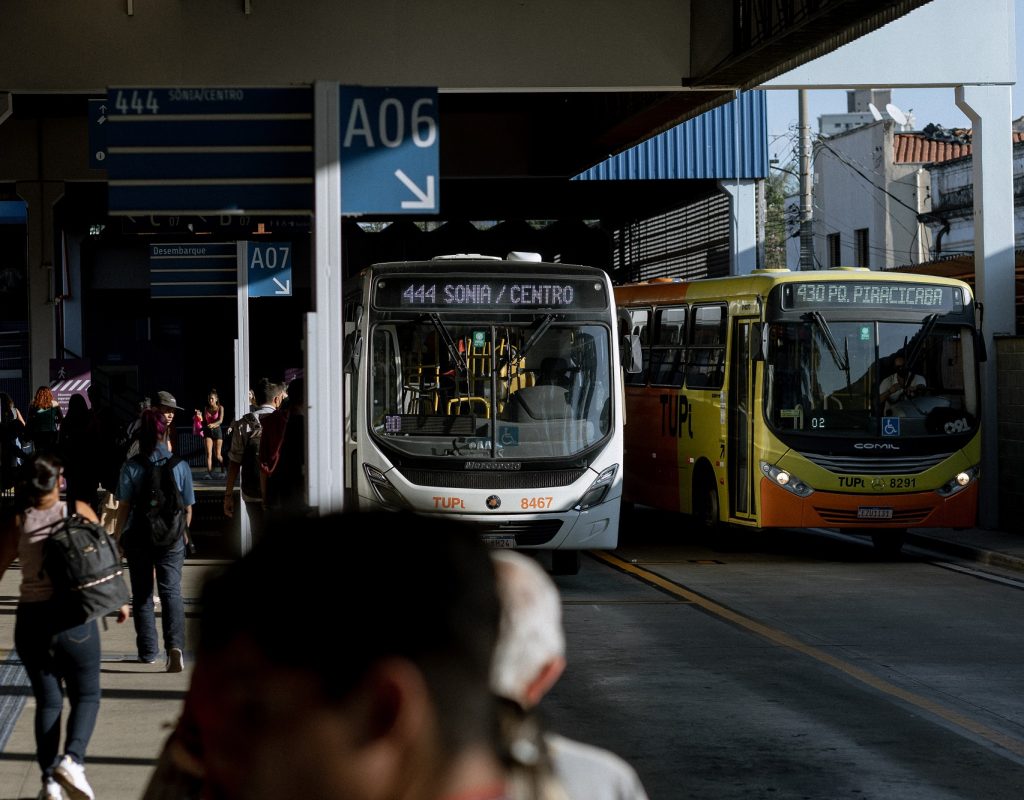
top-left (1, 0), bottom-right (935, 183)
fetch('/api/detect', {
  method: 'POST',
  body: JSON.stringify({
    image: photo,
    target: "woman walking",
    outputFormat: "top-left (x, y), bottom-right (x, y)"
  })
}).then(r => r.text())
top-left (114, 407), bottom-right (194, 671)
top-left (0, 453), bottom-right (129, 800)
top-left (198, 389), bottom-right (225, 479)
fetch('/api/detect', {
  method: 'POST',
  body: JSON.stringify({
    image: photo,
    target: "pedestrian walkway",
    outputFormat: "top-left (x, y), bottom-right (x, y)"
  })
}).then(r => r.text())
top-left (0, 557), bottom-right (225, 800)
top-left (0, 516), bottom-right (1021, 800)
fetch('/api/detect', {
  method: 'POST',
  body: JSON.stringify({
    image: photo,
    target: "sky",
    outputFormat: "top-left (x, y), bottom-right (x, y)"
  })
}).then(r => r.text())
top-left (765, 0), bottom-right (1024, 168)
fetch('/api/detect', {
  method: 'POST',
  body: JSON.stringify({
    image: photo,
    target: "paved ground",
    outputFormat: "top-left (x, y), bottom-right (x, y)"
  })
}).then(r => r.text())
top-left (1, 470), bottom-right (1022, 800)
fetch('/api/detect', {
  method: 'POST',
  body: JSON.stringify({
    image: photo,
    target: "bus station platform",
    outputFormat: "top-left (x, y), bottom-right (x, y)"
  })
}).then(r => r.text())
top-left (1, 472), bottom-right (1023, 798)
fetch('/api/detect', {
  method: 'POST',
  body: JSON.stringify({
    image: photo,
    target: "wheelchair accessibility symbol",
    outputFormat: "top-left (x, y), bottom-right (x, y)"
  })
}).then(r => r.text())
top-left (882, 417), bottom-right (900, 437)
top-left (499, 427), bottom-right (519, 446)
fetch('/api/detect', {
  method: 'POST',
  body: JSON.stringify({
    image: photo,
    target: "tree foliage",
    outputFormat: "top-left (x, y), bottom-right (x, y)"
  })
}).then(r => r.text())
top-left (765, 163), bottom-right (798, 268)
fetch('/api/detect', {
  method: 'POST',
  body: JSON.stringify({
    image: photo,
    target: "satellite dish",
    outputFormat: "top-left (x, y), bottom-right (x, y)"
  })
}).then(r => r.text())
top-left (868, 103), bottom-right (884, 122)
top-left (886, 103), bottom-right (908, 126)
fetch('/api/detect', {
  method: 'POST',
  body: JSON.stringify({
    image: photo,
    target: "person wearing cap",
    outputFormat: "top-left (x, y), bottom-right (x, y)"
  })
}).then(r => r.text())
top-left (155, 390), bottom-right (184, 453)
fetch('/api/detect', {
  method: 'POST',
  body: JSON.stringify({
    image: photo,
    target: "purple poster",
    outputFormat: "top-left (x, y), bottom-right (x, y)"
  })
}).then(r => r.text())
top-left (49, 358), bottom-right (92, 413)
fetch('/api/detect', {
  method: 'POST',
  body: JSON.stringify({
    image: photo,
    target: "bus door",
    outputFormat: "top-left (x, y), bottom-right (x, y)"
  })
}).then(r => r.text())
top-left (728, 318), bottom-right (758, 522)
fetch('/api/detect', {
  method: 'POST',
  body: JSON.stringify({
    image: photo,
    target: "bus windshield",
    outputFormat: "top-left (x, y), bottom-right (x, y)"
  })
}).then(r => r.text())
top-left (369, 320), bottom-right (613, 460)
top-left (766, 317), bottom-right (979, 437)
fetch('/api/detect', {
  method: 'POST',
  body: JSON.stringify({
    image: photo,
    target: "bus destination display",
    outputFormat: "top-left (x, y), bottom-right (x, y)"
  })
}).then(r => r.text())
top-left (375, 277), bottom-right (608, 310)
top-left (783, 282), bottom-right (962, 312)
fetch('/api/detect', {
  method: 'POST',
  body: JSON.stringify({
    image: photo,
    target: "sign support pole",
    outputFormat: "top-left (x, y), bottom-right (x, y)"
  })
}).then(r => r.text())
top-left (310, 80), bottom-right (344, 514)
top-left (234, 240), bottom-right (252, 554)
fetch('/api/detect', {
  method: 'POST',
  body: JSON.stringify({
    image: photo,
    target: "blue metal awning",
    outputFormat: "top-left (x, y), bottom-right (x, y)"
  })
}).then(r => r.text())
top-left (574, 91), bottom-right (768, 181)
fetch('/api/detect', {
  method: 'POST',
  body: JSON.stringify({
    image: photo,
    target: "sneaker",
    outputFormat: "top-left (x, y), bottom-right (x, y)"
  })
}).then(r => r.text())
top-left (167, 647), bottom-right (184, 673)
top-left (53, 755), bottom-right (94, 800)
top-left (138, 655), bottom-right (158, 664)
top-left (38, 778), bottom-right (62, 800)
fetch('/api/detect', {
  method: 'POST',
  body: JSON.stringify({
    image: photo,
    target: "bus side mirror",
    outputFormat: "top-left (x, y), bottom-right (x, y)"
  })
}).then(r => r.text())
top-left (974, 304), bottom-right (987, 363)
top-left (751, 322), bottom-right (767, 361)
top-left (621, 334), bottom-right (642, 374)
top-left (344, 331), bottom-right (362, 374)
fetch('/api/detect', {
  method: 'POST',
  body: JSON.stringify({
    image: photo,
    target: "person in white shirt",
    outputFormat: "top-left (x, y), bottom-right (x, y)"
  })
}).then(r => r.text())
top-left (491, 550), bottom-right (650, 800)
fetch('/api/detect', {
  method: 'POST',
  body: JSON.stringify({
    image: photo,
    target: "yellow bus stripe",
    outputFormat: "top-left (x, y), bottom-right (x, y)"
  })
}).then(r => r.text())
top-left (592, 550), bottom-right (1024, 758)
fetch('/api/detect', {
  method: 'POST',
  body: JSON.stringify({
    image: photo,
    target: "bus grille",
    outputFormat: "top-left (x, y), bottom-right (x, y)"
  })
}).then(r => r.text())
top-left (804, 453), bottom-right (951, 475)
top-left (397, 468), bottom-right (586, 490)
top-left (814, 506), bottom-right (932, 526)
top-left (468, 519), bottom-right (564, 546)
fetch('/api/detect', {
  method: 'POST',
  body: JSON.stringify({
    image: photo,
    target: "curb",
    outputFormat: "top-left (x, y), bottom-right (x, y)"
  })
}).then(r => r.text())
top-left (906, 533), bottom-right (1024, 573)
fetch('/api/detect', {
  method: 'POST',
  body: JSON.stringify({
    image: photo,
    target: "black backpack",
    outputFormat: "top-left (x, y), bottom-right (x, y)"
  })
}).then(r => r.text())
top-left (41, 513), bottom-right (130, 628)
top-left (131, 454), bottom-right (188, 547)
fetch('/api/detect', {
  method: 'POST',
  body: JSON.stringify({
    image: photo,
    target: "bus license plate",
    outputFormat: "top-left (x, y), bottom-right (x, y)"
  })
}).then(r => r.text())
top-left (481, 535), bottom-right (516, 549)
top-left (857, 506), bottom-right (894, 520)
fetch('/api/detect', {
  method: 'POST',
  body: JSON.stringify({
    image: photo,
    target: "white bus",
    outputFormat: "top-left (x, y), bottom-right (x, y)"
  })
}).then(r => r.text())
top-left (342, 254), bottom-right (633, 573)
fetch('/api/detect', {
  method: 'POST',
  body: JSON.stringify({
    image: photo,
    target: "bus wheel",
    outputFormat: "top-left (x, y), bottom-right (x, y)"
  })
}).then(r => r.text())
top-left (694, 469), bottom-right (721, 531)
top-left (870, 529), bottom-right (906, 557)
top-left (551, 550), bottom-right (581, 576)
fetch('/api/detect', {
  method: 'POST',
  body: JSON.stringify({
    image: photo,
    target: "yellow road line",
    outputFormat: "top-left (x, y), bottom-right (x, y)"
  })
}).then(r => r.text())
top-left (592, 550), bottom-right (1024, 759)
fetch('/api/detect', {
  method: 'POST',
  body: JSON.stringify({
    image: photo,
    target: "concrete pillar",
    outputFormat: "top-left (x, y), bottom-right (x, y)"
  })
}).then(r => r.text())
top-left (17, 180), bottom-right (64, 395)
top-left (720, 179), bottom-right (758, 276)
top-left (955, 84), bottom-right (1015, 529)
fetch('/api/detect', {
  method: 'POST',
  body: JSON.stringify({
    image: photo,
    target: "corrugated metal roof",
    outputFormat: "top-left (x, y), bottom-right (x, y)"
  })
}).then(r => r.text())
top-left (893, 130), bottom-right (1024, 164)
top-left (573, 91), bottom-right (768, 182)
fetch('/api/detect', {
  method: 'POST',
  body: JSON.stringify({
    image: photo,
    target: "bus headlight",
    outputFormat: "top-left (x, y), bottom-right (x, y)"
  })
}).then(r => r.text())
top-left (760, 461), bottom-right (814, 498)
top-left (363, 464), bottom-right (408, 508)
top-left (576, 465), bottom-right (618, 510)
top-left (936, 465), bottom-right (979, 497)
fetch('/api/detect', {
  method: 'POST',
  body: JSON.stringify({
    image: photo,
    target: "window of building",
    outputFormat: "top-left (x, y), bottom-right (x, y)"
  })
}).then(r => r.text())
top-left (827, 233), bottom-right (841, 268)
top-left (854, 228), bottom-right (869, 267)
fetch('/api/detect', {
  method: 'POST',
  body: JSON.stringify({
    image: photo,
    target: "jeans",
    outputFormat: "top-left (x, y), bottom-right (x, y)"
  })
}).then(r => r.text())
top-left (125, 537), bottom-right (186, 660)
top-left (14, 601), bottom-right (101, 774)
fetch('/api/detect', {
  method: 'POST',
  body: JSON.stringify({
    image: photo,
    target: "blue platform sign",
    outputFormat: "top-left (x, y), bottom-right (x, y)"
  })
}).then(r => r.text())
top-left (149, 242), bottom-right (237, 299)
top-left (246, 241), bottom-right (293, 298)
top-left (105, 87), bottom-right (314, 216)
top-left (339, 86), bottom-right (440, 215)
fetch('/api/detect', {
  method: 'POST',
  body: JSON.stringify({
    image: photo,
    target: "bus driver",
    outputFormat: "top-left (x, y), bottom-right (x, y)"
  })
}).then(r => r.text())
top-left (880, 355), bottom-right (926, 414)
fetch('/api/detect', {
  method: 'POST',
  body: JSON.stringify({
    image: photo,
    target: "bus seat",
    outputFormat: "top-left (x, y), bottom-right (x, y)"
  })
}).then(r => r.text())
top-left (505, 385), bottom-right (571, 421)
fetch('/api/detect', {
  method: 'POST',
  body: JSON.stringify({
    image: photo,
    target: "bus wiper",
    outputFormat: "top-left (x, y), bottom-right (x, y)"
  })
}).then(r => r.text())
top-left (904, 313), bottom-right (938, 374)
top-left (428, 313), bottom-right (467, 374)
top-left (518, 314), bottom-right (555, 363)
top-left (806, 311), bottom-right (849, 373)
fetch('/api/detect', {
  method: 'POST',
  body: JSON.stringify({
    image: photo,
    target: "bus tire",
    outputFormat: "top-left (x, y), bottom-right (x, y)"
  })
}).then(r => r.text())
top-left (870, 528), bottom-right (906, 557)
top-left (551, 550), bottom-right (581, 576)
top-left (694, 468), bottom-right (721, 532)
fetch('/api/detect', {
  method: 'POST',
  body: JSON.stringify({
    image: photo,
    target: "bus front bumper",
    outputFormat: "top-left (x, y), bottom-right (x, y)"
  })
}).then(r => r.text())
top-left (759, 478), bottom-right (979, 529)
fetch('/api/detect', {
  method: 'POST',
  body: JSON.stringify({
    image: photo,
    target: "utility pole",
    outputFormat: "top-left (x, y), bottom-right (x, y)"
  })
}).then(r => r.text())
top-left (798, 90), bottom-right (814, 270)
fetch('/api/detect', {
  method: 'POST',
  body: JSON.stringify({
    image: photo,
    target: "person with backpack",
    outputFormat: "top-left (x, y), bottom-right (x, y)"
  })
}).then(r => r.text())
top-left (0, 452), bottom-right (130, 800)
top-left (223, 377), bottom-right (286, 548)
top-left (113, 407), bottom-right (195, 672)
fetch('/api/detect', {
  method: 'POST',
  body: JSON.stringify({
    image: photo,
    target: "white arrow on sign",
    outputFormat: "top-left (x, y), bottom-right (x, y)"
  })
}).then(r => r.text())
top-left (273, 277), bottom-right (291, 295)
top-left (395, 170), bottom-right (436, 210)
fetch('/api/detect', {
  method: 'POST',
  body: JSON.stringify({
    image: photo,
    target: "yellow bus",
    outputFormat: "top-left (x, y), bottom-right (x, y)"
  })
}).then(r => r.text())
top-left (614, 267), bottom-right (983, 553)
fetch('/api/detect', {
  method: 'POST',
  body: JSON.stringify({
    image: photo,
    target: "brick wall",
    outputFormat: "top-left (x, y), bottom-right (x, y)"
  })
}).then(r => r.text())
top-left (995, 336), bottom-right (1024, 530)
